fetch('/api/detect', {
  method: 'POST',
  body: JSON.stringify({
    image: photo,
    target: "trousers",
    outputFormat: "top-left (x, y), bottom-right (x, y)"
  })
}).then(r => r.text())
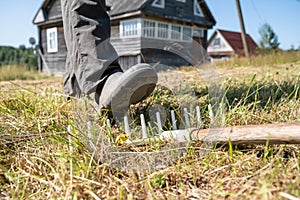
top-left (61, 0), bottom-right (121, 97)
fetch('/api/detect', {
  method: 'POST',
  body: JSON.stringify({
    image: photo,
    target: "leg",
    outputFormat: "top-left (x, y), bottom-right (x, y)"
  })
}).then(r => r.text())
top-left (61, 0), bottom-right (120, 97)
top-left (61, 0), bottom-right (158, 114)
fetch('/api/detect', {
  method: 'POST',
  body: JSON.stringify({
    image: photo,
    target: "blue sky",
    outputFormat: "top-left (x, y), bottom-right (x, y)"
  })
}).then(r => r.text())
top-left (0, 0), bottom-right (299, 50)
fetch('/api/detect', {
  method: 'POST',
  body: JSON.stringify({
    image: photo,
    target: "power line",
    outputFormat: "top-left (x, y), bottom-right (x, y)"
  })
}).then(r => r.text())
top-left (250, 0), bottom-right (266, 23)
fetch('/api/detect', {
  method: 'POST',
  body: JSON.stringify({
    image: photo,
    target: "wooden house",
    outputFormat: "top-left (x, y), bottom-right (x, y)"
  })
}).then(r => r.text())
top-left (207, 29), bottom-right (258, 59)
top-left (33, 0), bottom-right (216, 75)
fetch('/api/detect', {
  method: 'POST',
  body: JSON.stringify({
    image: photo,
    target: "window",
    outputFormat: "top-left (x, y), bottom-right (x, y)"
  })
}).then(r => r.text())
top-left (120, 19), bottom-right (141, 38)
top-left (157, 22), bottom-right (169, 39)
top-left (193, 27), bottom-right (204, 38)
top-left (141, 19), bottom-right (194, 42)
top-left (143, 20), bottom-right (156, 37)
top-left (171, 25), bottom-right (181, 40)
top-left (46, 27), bottom-right (58, 53)
top-left (182, 27), bottom-right (192, 41)
top-left (176, 0), bottom-right (186, 2)
top-left (194, 0), bottom-right (204, 17)
top-left (213, 38), bottom-right (221, 46)
top-left (152, 0), bottom-right (165, 8)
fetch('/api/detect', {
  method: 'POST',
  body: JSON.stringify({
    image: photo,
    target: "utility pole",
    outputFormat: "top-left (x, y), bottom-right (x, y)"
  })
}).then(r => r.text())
top-left (235, 0), bottom-right (250, 58)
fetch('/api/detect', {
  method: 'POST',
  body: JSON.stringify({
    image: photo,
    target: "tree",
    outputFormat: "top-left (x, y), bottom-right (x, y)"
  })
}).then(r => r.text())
top-left (0, 46), bottom-right (37, 69)
top-left (258, 23), bottom-right (280, 50)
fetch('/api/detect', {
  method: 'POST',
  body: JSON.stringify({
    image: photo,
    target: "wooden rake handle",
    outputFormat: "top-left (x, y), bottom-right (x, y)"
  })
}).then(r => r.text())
top-left (192, 123), bottom-right (300, 144)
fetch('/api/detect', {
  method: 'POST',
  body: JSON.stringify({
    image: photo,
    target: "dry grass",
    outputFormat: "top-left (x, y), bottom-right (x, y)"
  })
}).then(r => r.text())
top-left (1, 54), bottom-right (300, 199)
top-left (0, 65), bottom-right (47, 81)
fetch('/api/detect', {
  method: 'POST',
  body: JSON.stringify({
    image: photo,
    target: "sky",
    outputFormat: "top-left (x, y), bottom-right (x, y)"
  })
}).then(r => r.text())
top-left (0, 0), bottom-right (299, 50)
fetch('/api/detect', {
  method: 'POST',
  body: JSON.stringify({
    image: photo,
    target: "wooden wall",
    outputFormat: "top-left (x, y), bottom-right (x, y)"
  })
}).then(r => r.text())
top-left (40, 24), bottom-right (67, 75)
top-left (47, 0), bottom-right (62, 20)
top-left (118, 55), bottom-right (141, 71)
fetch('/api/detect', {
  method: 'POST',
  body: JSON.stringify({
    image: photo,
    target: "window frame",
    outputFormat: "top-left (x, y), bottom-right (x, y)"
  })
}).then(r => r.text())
top-left (182, 26), bottom-right (192, 41)
top-left (194, 0), bottom-right (204, 17)
top-left (213, 38), bottom-right (221, 46)
top-left (122, 18), bottom-right (204, 43)
top-left (120, 19), bottom-right (142, 38)
top-left (151, 0), bottom-right (165, 8)
top-left (143, 20), bottom-right (156, 38)
top-left (46, 27), bottom-right (58, 53)
top-left (193, 27), bottom-right (204, 38)
top-left (157, 22), bottom-right (169, 39)
top-left (171, 25), bottom-right (182, 41)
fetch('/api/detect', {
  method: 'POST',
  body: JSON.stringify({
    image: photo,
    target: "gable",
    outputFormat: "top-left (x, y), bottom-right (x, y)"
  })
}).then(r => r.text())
top-left (33, 0), bottom-right (62, 25)
top-left (218, 30), bottom-right (258, 54)
top-left (33, 9), bottom-right (46, 24)
top-left (142, 0), bottom-right (215, 27)
top-left (108, 0), bottom-right (215, 27)
top-left (207, 31), bottom-right (234, 53)
top-left (208, 29), bottom-right (258, 56)
top-left (47, 0), bottom-right (62, 20)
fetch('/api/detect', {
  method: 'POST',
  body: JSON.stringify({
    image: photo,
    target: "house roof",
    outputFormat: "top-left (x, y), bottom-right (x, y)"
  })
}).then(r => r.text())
top-left (209, 29), bottom-right (258, 55)
top-left (107, 0), bottom-right (149, 16)
top-left (109, 0), bottom-right (215, 27)
top-left (33, 0), bottom-right (216, 27)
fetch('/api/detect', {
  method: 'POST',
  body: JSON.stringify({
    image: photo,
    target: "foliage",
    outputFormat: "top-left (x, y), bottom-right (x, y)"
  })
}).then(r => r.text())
top-left (0, 55), bottom-right (300, 199)
top-left (0, 45), bottom-right (38, 69)
top-left (258, 23), bottom-right (280, 51)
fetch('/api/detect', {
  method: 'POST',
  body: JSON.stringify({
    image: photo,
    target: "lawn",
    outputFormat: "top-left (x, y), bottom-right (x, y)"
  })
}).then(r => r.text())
top-left (0, 52), bottom-right (300, 199)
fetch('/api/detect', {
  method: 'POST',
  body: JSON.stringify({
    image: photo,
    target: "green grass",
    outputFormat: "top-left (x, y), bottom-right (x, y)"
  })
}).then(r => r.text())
top-left (0, 53), bottom-right (300, 199)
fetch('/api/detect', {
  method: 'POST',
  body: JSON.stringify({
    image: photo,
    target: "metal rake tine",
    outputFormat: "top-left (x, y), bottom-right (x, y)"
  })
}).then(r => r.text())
top-left (208, 104), bottom-right (214, 125)
top-left (171, 110), bottom-right (177, 130)
top-left (140, 114), bottom-right (147, 138)
top-left (124, 115), bottom-right (131, 137)
top-left (196, 106), bottom-right (202, 129)
top-left (184, 108), bottom-right (190, 129)
top-left (156, 112), bottom-right (163, 134)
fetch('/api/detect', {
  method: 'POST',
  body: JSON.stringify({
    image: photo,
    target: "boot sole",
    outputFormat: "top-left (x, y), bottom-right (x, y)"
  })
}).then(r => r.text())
top-left (105, 64), bottom-right (158, 112)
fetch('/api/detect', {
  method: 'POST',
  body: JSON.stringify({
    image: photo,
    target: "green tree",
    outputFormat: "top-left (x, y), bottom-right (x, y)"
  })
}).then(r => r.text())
top-left (258, 23), bottom-right (280, 50)
top-left (0, 45), bottom-right (37, 69)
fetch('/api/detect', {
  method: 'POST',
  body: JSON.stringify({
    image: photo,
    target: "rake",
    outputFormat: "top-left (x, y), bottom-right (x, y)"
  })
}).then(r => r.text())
top-left (69, 103), bottom-right (300, 174)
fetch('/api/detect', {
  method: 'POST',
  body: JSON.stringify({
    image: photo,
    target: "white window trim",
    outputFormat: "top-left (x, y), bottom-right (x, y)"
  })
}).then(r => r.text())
top-left (182, 26), bottom-right (192, 41)
top-left (120, 19), bottom-right (206, 42)
top-left (176, 0), bottom-right (186, 2)
top-left (143, 20), bottom-right (156, 38)
top-left (46, 27), bottom-right (58, 53)
top-left (194, 0), bottom-right (204, 17)
top-left (152, 0), bottom-right (165, 8)
top-left (193, 27), bottom-right (204, 38)
top-left (141, 19), bottom-right (200, 42)
top-left (171, 24), bottom-right (182, 41)
top-left (157, 22), bottom-right (169, 39)
top-left (120, 19), bottom-right (142, 38)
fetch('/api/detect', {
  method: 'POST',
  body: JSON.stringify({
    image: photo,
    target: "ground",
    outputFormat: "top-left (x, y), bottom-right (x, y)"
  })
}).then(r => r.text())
top-left (0, 53), bottom-right (300, 199)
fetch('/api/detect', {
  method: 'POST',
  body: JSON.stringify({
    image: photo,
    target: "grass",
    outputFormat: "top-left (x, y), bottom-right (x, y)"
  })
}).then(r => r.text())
top-left (0, 65), bottom-right (47, 81)
top-left (0, 53), bottom-right (300, 199)
top-left (213, 50), bottom-right (300, 68)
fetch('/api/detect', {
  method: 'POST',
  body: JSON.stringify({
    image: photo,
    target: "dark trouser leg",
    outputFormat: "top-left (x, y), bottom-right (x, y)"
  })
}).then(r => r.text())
top-left (61, 0), bottom-right (121, 97)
